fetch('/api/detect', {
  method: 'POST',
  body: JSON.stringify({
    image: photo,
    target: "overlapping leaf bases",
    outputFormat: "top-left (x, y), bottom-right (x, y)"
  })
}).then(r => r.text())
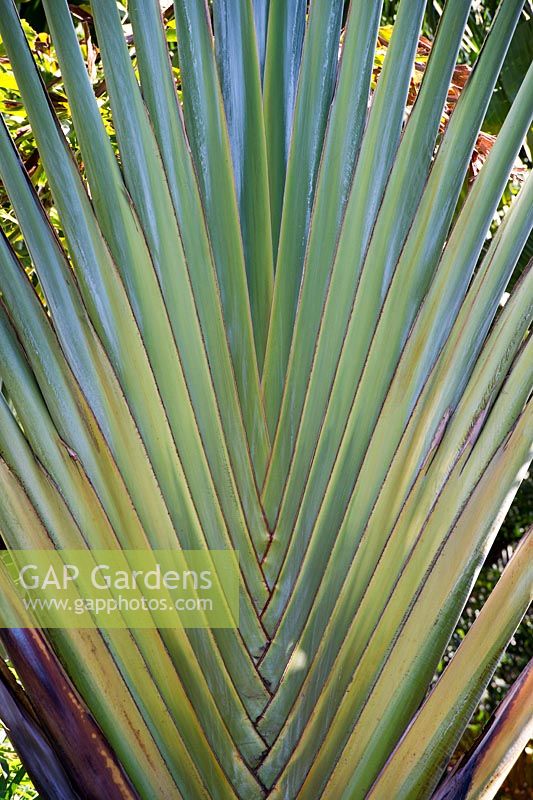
top-left (0, 1), bottom-right (531, 798)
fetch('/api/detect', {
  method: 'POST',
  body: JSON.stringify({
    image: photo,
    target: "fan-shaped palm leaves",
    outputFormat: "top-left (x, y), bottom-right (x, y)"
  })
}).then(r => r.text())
top-left (0, 0), bottom-right (531, 798)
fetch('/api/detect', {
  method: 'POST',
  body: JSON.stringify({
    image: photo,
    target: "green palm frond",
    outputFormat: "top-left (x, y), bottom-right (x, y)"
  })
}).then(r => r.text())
top-left (0, 1), bottom-right (531, 799)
